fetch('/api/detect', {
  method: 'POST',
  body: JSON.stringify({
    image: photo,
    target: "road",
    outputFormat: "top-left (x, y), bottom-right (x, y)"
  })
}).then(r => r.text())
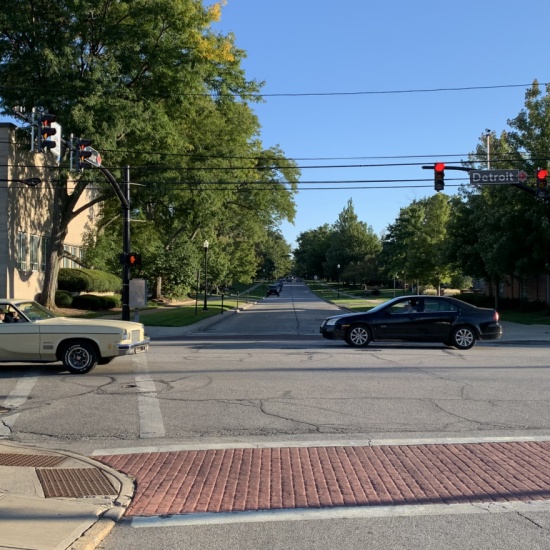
top-left (1, 281), bottom-right (550, 549)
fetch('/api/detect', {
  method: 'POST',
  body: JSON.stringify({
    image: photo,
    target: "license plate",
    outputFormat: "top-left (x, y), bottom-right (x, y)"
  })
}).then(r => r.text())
top-left (134, 345), bottom-right (148, 354)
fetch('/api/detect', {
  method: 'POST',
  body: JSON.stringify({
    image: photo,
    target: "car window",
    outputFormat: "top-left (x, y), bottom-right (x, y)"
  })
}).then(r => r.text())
top-left (424, 299), bottom-right (458, 313)
top-left (389, 300), bottom-right (420, 314)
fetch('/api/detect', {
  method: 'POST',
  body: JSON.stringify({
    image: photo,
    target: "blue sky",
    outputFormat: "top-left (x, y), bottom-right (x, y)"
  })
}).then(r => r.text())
top-left (212, 0), bottom-right (550, 248)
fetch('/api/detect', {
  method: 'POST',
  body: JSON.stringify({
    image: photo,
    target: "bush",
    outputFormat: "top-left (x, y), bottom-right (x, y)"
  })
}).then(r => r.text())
top-left (55, 290), bottom-right (73, 307)
top-left (71, 294), bottom-right (121, 311)
top-left (58, 268), bottom-right (121, 293)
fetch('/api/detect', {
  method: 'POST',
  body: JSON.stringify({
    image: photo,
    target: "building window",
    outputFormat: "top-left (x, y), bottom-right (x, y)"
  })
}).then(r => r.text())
top-left (41, 236), bottom-right (50, 272)
top-left (63, 245), bottom-right (70, 268)
top-left (30, 235), bottom-right (40, 271)
top-left (17, 232), bottom-right (27, 271)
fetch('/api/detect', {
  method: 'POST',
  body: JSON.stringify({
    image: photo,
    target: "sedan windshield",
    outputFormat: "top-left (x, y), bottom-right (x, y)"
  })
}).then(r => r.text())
top-left (15, 301), bottom-right (58, 321)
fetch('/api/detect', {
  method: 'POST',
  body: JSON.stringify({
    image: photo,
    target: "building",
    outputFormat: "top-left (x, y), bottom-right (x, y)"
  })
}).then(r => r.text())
top-left (0, 123), bottom-right (98, 299)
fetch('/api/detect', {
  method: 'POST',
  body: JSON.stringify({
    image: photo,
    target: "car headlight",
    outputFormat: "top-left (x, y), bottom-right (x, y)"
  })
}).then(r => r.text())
top-left (323, 317), bottom-right (338, 327)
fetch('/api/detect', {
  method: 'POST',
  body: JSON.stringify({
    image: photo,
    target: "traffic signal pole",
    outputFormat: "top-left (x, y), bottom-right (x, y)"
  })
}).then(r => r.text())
top-left (97, 165), bottom-right (131, 321)
top-left (122, 166), bottom-right (131, 322)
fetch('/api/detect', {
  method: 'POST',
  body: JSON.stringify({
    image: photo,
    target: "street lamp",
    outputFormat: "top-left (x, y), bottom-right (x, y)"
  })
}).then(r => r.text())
top-left (337, 264), bottom-right (340, 298)
top-left (203, 240), bottom-right (209, 311)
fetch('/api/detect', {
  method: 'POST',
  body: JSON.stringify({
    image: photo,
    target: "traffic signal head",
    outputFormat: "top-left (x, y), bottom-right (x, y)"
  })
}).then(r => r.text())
top-left (75, 138), bottom-right (92, 169)
top-left (38, 113), bottom-right (57, 152)
top-left (536, 168), bottom-right (548, 198)
top-left (434, 163), bottom-right (445, 192)
top-left (127, 252), bottom-right (142, 267)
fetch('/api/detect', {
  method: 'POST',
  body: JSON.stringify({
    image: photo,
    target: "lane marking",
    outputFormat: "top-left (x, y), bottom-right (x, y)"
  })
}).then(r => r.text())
top-left (0, 373), bottom-right (39, 438)
top-left (134, 354), bottom-right (165, 439)
top-left (92, 434), bottom-right (550, 456)
top-left (129, 500), bottom-right (550, 527)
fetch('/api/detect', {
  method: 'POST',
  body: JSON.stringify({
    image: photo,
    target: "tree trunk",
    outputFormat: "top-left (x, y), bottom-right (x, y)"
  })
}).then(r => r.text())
top-left (151, 276), bottom-right (163, 300)
top-left (40, 180), bottom-right (73, 310)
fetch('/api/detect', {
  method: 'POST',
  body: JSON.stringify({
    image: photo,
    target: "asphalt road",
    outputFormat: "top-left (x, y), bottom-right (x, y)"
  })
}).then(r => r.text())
top-left (2, 281), bottom-right (550, 549)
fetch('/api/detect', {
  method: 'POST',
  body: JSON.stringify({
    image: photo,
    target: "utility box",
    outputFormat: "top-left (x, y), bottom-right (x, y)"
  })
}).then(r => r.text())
top-left (129, 278), bottom-right (147, 308)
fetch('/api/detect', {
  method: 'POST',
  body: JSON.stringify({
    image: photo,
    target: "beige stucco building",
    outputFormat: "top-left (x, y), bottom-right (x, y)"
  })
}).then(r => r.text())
top-left (0, 123), bottom-right (98, 299)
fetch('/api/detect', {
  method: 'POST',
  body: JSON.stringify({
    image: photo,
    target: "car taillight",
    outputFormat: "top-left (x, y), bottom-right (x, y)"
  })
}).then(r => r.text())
top-left (494, 311), bottom-right (499, 321)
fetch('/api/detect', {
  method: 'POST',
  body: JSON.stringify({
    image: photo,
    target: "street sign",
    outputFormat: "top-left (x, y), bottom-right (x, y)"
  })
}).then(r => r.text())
top-left (84, 146), bottom-right (102, 167)
top-left (469, 169), bottom-right (521, 185)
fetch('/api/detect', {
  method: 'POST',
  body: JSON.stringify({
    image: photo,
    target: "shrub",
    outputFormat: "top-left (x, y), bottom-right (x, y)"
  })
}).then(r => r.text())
top-left (58, 268), bottom-right (121, 293)
top-left (72, 294), bottom-right (103, 310)
top-left (71, 294), bottom-right (120, 310)
top-left (55, 290), bottom-right (73, 307)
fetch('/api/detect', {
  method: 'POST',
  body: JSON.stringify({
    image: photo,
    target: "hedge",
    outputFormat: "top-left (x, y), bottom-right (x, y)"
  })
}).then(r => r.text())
top-left (58, 268), bottom-right (121, 293)
top-left (71, 294), bottom-right (121, 310)
top-left (55, 290), bottom-right (73, 307)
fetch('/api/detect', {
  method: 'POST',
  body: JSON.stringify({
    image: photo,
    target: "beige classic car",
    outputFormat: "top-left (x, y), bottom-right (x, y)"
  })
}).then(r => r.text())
top-left (0, 299), bottom-right (150, 374)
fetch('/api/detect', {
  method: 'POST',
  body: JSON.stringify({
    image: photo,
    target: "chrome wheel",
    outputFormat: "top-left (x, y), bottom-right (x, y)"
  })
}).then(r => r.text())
top-left (452, 327), bottom-right (476, 350)
top-left (62, 342), bottom-right (98, 374)
top-left (345, 325), bottom-right (371, 347)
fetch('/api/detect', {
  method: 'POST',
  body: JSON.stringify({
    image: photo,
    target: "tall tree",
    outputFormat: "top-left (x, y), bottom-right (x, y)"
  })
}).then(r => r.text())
top-left (384, 194), bottom-right (452, 289)
top-left (294, 225), bottom-right (332, 279)
top-left (451, 81), bottom-right (550, 295)
top-left (324, 199), bottom-right (381, 281)
top-left (0, 0), bottom-right (297, 307)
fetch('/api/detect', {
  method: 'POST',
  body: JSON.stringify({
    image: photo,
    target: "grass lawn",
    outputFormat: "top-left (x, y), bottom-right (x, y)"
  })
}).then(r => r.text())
top-left (139, 301), bottom-right (238, 326)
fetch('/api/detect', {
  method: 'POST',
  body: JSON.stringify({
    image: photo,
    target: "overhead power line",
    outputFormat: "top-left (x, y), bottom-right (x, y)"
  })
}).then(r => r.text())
top-left (0, 81), bottom-right (545, 99)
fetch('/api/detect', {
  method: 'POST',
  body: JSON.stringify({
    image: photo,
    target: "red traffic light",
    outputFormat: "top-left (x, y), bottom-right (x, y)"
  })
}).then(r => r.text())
top-left (127, 253), bottom-right (141, 267)
top-left (434, 163), bottom-right (445, 191)
top-left (537, 169), bottom-right (548, 181)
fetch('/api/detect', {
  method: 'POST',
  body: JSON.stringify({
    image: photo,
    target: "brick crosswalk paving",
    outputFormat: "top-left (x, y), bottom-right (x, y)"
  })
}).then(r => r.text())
top-left (96, 441), bottom-right (550, 518)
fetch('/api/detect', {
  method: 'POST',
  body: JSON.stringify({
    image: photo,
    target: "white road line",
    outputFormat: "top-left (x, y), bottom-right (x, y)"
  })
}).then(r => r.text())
top-left (129, 500), bottom-right (550, 528)
top-left (0, 373), bottom-right (39, 437)
top-left (134, 353), bottom-right (165, 439)
top-left (92, 434), bottom-right (550, 456)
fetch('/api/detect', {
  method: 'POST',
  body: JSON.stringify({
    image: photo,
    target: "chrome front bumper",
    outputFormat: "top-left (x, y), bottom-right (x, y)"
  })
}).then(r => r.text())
top-left (117, 337), bottom-right (151, 356)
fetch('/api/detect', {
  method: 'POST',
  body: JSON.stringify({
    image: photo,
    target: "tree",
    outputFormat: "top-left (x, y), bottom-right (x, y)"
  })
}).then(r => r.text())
top-left (324, 199), bottom-right (381, 282)
top-left (294, 225), bottom-right (332, 279)
top-left (383, 194), bottom-right (452, 290)
top-left (451, 81), bottom-right (550, 298)
top-left (0, 0), bottom-right (298, 307)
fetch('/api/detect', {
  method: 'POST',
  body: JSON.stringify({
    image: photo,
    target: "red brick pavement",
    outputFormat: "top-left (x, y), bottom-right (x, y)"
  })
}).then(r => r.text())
top-left (96, 441), bottom-right (550, 517)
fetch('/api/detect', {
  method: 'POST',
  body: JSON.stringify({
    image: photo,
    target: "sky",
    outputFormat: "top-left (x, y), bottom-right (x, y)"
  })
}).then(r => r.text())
top-left (210, 0), bottom-right (550, 248)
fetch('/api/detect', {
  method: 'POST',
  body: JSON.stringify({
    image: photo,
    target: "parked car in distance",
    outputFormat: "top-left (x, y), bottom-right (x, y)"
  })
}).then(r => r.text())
top-left (0, 299), bottom-right (150, 374)
top-left (320, 295), bottom-right (502, 350)
top-left (266, 285), bottom-right (280, 297)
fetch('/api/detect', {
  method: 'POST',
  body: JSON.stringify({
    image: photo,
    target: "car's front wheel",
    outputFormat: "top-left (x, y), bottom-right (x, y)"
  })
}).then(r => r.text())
top-left (61, 341), bottom-right (99, 374)
top-left (345, 324), bottom-right (372, 347)
top-left (451, 326), bottom-right (476, 350)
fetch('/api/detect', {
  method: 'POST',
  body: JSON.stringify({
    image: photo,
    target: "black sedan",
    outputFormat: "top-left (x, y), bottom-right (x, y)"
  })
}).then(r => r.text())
top-left (320, 295), bottom-right (502, 350)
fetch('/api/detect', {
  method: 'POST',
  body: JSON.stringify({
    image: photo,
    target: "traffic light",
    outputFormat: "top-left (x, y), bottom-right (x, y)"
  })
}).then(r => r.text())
top-left (536, 168), bottom-right (548, 198)
top-left (434, 163), bottom-right (445, 192)
top-left (75, 138), bottom-right (92, 169)
top-left (38, 114), bottom-right (57, 152)
top-left (127, 252), bottom-right (142, 267)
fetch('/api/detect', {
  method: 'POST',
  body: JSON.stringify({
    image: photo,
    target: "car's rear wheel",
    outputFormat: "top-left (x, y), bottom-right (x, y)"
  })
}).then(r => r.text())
top-left (62, 341), bottom-right (98, 374)
top-left (345, 324), bottom-right (372, 347)
top-left (451, 326), bottom-right (476, 350)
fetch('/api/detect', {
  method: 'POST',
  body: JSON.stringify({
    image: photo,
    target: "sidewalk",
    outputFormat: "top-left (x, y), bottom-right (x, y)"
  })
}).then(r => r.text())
top-left (0, 441), bottom-right (133, 550)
